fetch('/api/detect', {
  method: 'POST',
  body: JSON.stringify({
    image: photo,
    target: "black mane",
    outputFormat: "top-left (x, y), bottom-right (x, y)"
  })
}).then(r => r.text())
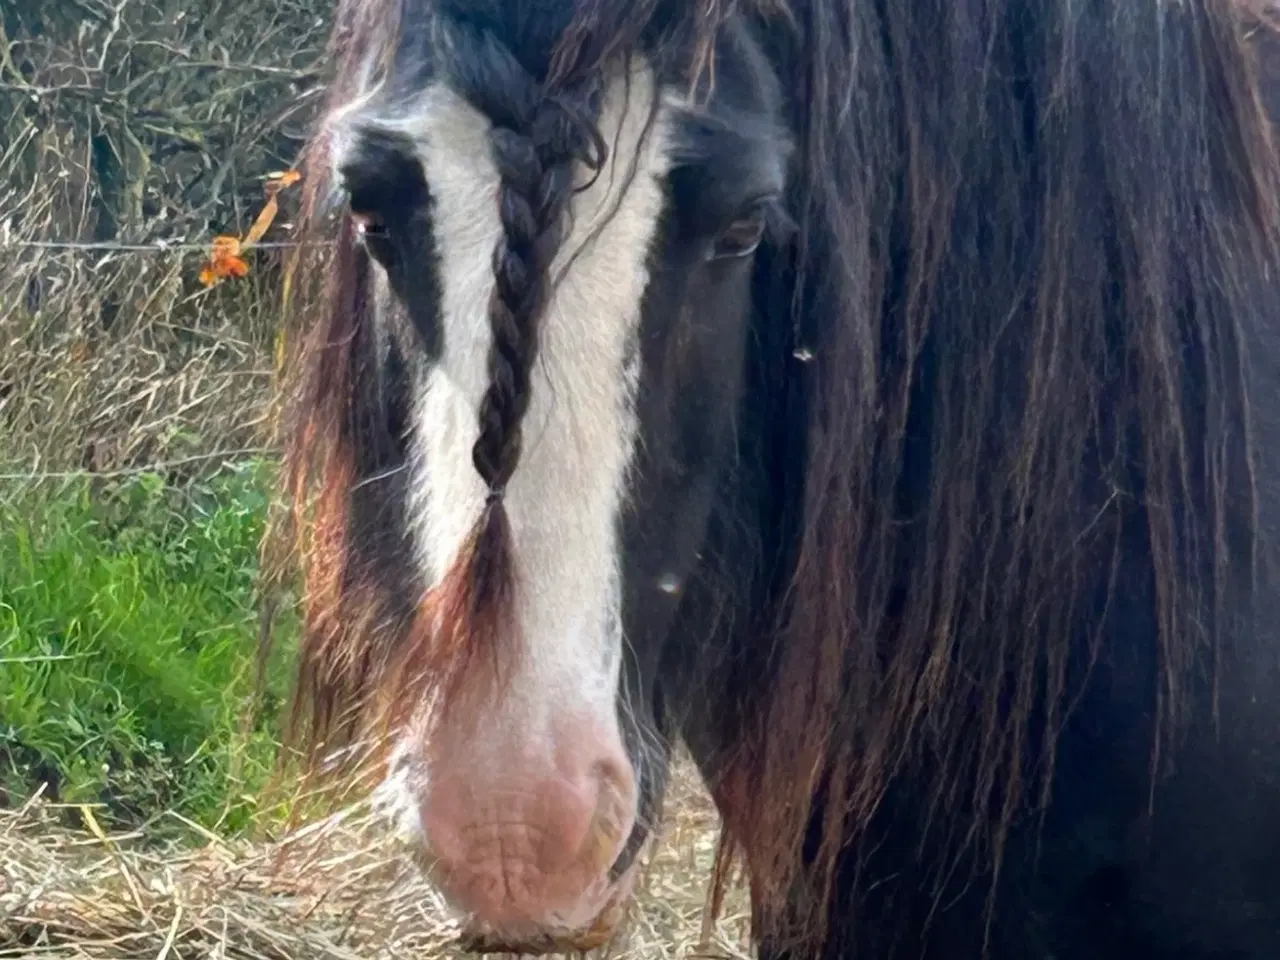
top-left (272, 0), bottom-right (1280, 954)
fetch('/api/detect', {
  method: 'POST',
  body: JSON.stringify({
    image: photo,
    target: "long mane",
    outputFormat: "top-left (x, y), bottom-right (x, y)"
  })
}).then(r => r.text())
top-left (270, 0), bottom-right (1280, 949)
top-left (713, 0), bottom-right (1280, 947)
top-left (271, 0), bottom-right (417, 789)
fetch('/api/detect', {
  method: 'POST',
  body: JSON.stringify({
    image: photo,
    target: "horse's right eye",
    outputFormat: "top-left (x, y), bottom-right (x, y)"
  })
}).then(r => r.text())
top-left (351, 212), bottom-right (395, 265)
top-left (352, 211), bottom-right (388, 239)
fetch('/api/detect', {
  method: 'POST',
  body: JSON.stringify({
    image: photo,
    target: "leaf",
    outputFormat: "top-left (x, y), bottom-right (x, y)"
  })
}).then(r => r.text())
top-left (266, 169), bottom-right (303, 189)
top-left (197, 170), bottom-right (302, 287)
top-left (242, 195), bottom-right (279, 248)
top-left (212, 235), bottom-right (241, 259)
top-left (198, 235), bottom-right (250, 288)
top-left (263, 169), bottom-right (304, 207)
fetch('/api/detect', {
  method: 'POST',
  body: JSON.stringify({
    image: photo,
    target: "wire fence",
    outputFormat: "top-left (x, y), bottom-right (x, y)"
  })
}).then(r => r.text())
top-left (1, 233), bottom-right (289, 487)
top-left (0, 448), bottom-right (279, 483)
top-left (1, 0), bottom-right (336, 495)
top-left (2, 239), bottom-right (319, 253)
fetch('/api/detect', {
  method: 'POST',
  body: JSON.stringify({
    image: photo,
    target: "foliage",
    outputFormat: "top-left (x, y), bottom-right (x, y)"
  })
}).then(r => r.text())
top-left (0, 0), bottom-right (332, 473)
top-left (0, 460), bottom-right (298, 835)
top-left (199, 169), bottom-right (304, 287)
top-left (0, 0), bottom-right (331, 837)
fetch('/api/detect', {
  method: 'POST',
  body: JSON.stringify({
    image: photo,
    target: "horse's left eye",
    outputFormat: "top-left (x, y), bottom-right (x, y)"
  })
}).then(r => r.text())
top-left (709, 206), bottom-right (767, 260)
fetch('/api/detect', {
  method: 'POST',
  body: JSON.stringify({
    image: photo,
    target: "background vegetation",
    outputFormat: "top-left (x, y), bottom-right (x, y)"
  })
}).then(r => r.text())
top-left (0, 460), bottom-right (297, 834)
top-left (1, 0), bottom-right (332, 836)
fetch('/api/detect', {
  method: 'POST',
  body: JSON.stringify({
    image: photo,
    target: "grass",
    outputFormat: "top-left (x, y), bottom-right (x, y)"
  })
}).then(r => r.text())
top-left (0, 458), bottom-right (297, 836)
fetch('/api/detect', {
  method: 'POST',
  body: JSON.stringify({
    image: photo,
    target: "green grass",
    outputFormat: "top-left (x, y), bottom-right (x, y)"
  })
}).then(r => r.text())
top-left (0, 459), bottom-right (298, 836)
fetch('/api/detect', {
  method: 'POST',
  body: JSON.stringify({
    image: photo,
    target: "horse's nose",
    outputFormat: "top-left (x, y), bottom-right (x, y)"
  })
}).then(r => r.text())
top-left (417, 711), bottom-right (638, 930)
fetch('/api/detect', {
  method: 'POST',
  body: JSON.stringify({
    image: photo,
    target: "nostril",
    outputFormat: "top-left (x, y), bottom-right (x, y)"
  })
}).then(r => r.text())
top-left (591, 755), bottom-right (634, 796)
top-left (588, 754), bottom-right (637, 840)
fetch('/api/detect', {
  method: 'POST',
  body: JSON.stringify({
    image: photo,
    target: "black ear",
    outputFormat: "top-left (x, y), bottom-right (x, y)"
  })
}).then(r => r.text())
top-left (338, 124), bottom-right (429, 220)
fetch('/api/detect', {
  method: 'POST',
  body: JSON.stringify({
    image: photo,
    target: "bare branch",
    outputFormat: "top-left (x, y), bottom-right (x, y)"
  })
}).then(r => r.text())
top-left (0, 0), bottom-right (334, 476)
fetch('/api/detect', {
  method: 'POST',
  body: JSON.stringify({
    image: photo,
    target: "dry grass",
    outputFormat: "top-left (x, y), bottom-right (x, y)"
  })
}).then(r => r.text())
top-left (1, 0), bottom-right (328, 478)
top-left (0, 752), bottom-right (753, 960)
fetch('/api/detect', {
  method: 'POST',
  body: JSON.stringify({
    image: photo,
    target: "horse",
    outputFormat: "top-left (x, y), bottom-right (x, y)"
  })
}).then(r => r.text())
top-left (273, 0), bottom-right (1280, 956)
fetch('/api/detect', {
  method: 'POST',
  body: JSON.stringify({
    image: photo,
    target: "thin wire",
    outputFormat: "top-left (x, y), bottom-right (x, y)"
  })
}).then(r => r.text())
top-left (0, 448), bottom-right (279, 482)
top-left (1, 239), bottom-right (332, 253)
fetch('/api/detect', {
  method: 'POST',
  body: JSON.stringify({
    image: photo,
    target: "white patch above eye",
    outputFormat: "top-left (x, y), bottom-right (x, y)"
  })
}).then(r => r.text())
top-left (358, 61), bottom-right (677, 725)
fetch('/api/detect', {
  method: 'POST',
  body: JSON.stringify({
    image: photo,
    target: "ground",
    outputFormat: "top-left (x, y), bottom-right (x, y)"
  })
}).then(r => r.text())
top-left (0, 750), bottom-right (752, 960)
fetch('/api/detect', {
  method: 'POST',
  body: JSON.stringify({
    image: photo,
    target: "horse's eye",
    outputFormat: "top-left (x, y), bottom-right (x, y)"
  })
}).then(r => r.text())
top-left (709, 206), bottom-right (767, 261)
top-left (352, 211), bottom-right (388, 240)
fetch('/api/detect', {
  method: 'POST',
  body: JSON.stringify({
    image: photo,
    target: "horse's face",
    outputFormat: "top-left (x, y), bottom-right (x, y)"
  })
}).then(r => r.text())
top-left (326, 14), bottom-right (788, 948)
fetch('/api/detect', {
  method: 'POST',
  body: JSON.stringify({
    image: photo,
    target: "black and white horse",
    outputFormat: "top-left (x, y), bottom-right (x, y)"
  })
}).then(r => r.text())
top-left (277, 0), bottom-right (1280, 956)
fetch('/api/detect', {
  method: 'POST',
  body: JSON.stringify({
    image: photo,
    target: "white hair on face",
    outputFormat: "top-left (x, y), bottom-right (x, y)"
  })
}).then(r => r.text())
top-left (331, 57), bottom-right (677, 792)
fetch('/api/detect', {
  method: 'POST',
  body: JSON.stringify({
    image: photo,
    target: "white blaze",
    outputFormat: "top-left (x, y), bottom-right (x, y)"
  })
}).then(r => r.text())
top-left (393, 62), bottom-right (673, 736)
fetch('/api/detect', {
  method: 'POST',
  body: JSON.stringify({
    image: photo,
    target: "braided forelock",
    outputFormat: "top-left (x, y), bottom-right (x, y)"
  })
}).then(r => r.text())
top-left (383, 11), bottom-right (625, 729)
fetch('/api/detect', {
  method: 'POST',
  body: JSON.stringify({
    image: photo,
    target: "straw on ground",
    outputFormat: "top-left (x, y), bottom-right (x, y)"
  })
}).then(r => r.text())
top-left (1, 752), bottom-right (752, 960)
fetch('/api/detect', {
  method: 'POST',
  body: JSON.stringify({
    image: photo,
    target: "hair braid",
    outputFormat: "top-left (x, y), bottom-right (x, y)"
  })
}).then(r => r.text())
top-left (443, 63), bottom-right (609, 663)
top-left (473, 83), bottom-right (606, 496)
top-left (373, 9), bottom-right (660, 737)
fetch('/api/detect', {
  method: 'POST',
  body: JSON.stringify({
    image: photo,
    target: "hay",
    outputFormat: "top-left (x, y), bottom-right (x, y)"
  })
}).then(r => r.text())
top-left (0, 753), bottom-right (753, 960)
